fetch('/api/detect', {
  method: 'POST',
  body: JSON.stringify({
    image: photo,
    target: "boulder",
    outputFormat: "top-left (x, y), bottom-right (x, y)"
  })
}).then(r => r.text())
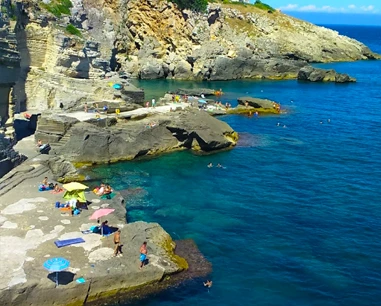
top-left (168, 88), bottom-right (217, 96)
top-left (297, 66), bottom-right (356, 83)
top-left (34, 114), bottom-right (79, 144)
top-left (173, 60), bottom-right (193, 80)
top-left (139, 59), bottom-right (165, 79)
top-left (237, 97), bottom-right (279, 109)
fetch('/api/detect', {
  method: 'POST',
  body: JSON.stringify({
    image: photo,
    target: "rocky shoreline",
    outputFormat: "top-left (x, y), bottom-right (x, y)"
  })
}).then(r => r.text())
top-left (1, 1), bottom-right (380, 304)
top-left (0, 153), bottom-right (211, 306)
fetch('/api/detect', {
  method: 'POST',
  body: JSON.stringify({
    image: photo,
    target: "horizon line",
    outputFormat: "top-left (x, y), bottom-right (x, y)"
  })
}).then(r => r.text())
top-left (281, 10), bottom-right (381, 15)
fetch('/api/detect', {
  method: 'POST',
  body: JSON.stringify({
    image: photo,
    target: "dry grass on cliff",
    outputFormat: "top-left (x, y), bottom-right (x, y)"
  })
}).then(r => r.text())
top-left (224, 18), bottom-right (258, 37)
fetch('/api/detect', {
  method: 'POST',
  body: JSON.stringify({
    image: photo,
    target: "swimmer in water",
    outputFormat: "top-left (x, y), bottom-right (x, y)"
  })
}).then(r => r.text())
top-left (203, 280), bottom-right (213, 288)
top-left (217, 163), bottom-right (222, 168)
top-left (207, 163), bottom-right (213, 168)
top-left (277, 123), bottom-right (280, 126)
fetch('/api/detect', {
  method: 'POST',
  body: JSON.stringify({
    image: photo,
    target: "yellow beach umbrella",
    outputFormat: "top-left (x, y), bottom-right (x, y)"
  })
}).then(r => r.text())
top-left (62, 182), bottom-right (88, 191)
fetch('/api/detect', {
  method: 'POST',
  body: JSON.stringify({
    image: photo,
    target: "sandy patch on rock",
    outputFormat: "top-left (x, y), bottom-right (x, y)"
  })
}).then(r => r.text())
top-left (91, 206), bottom-right (100, 210)
top-left (61, 219), bottom-right (71, 224)
top-left (91, 199), bottom-right (100, 203)
top-left (38, 216), bottom-right (49, 221)
top-left (88, 247), bottom-right (114, 263)
top-left (1, 197), bottom-right (47, 215)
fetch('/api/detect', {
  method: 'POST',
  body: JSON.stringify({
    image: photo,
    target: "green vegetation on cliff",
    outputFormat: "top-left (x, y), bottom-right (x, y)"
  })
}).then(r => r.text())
top-left (41, 0), bottom-right (73, 17)
top-left (65, 24), bottom-right (82, 37)
top-left (168, 0), bottom-right (208, 12)
top-left (253, 0), bottom-right (275, 12)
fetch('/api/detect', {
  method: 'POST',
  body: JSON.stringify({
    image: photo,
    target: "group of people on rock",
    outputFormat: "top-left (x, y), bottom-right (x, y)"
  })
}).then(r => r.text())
top-left (40, 177), bottom-right (63, 192)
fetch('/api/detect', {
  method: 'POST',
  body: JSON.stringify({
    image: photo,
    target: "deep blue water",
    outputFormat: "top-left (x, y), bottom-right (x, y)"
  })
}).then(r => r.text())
top-left (90, 25), bottom-right (381, 305)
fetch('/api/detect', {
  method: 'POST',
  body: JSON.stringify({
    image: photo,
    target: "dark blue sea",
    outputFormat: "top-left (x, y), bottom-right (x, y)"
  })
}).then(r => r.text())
top-left (91, 25), bottom-right (381, 305)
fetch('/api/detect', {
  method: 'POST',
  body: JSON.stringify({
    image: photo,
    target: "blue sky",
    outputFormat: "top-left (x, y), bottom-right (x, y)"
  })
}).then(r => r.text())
top-left (267, 0), bottom-right (379, 14)
top-left (255, 1), bottom-right (381, 25)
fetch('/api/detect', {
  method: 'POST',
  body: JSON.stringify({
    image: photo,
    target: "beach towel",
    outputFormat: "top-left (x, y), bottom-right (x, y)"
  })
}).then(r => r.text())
top-left (100, 192), bottom-right (116, 200)
top-left (55, 238), bottom-right (85, 248)
top-left (50, 189), bottom-right (64, 194)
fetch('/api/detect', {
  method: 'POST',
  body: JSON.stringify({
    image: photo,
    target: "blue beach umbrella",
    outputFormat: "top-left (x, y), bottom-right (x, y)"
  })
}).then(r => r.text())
top-left (43, 257), bottom-right (70, 287)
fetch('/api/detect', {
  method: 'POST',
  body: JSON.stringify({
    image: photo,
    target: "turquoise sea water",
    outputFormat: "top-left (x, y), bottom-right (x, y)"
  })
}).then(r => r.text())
top-left (90, 25), bottom-right (381, 305)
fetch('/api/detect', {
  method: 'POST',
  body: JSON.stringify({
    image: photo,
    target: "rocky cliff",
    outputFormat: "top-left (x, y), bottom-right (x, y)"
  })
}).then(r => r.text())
top-left (96, 0), bottom-right (379, 80)
top-left (15, 0), bottom-right (379, 87)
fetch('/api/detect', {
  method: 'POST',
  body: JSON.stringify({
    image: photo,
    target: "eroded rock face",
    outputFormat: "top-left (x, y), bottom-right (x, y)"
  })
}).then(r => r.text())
top-left (0, 134), bottom-right (26, 178)
top-left (16, 0), bottom-right (378, 85)
top-left (108, 0), bottom-right (379, 80)
top-left (237, 97), bottom-right (278, 109)
top-left (35, 108), bottom-right (238, 164)
top-left (297, 66), bottom-right (356, 83)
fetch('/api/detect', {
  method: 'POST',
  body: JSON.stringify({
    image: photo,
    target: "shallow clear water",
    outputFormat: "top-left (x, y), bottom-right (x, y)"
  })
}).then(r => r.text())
top-left (89, 25), bottom-right (381, 305)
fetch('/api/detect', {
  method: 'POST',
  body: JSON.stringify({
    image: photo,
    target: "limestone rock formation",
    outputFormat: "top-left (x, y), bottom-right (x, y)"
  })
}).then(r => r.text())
top-left (109, 0), bottom-right (379, 80)
top-left (168, 88), bottom-right (218, 96)
top-left (237, 97), bottom-right (278, 109)
top-left (297, 66), bottom-right (356, 83)
top-left (0, 134), bottom-right (26, 178)
top-left (35, 108), bottom-right (238, 164)
top-left (14, 0), bottom-right (378, 86)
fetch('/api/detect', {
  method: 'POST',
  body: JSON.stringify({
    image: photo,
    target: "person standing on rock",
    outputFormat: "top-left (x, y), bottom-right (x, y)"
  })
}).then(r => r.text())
top-left (151, 98), bottom-right (156, 108)
top-left (113, 229), bottom-right (122, 257)
top-left (139, 241), bottom-right (148, 269)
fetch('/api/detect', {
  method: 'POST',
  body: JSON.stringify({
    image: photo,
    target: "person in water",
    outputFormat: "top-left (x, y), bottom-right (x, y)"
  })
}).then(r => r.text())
top-left (207, 163), bottom-right (213, 168)
top-left (217, 163), bottom-right (222, 168)
top-left (203, 280), bottom-right (213, 288)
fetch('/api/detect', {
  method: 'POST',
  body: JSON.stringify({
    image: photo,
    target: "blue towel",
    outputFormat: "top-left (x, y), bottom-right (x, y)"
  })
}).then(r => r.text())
top-left (76, 277), bottom-right (86, 284)
top-left (55, 238), bottom-right (85, 248)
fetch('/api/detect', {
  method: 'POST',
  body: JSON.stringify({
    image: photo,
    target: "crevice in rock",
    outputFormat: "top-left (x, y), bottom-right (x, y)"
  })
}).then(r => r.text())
top-left (110, 48), bottom-right (121, 72)
top-left (166, 127), bottom-right (189, 142)
top-left (83, 279), bottom-right (92, 305)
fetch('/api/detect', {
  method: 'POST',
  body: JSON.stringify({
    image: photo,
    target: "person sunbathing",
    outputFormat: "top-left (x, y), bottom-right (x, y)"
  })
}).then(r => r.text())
top-left (54, 183), bottom-right (63, 192)
top-left (96, 184), bottom-right (105, 196)
top-left (104, 184), bottom-right (113, 195)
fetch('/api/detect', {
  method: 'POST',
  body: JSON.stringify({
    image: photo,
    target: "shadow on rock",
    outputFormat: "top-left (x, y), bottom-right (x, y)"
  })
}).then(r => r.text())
top-left (47, 271), bottom-right (75, 286)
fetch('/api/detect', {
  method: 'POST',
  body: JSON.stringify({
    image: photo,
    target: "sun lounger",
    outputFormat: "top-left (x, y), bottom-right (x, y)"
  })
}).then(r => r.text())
top-left (54, 238), bottom-right (85, 248)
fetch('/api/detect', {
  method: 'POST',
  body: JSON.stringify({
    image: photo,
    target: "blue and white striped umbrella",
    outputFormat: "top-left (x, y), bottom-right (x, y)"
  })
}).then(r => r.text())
top-left (43, 257), bottom-right (70, 287)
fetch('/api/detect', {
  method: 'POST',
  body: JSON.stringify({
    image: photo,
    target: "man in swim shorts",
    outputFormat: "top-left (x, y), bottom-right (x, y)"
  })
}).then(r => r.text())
top-left (139, 241), bottom-right (148, 269)
top-left (113, 230), bottom-right (122, 257)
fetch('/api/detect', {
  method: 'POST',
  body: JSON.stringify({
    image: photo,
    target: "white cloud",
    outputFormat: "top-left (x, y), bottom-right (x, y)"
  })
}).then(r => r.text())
top-left (278, 3), bottom-right (379, 14)
top-left (361, 5), bottom-right (375, 11)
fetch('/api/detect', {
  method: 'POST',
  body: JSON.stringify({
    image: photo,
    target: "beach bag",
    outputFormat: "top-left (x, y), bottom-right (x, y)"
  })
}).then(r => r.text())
top-left (55, 202), bottom-right (60, 208)
top-left (49, 183), bottom-right (54, 190)
top-left (39, 184), bottom-right (46, 191)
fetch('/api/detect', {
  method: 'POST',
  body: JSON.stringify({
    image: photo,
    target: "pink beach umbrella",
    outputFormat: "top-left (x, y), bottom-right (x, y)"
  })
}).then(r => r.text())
top-left (89, 208), bottom-right (115, 236)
